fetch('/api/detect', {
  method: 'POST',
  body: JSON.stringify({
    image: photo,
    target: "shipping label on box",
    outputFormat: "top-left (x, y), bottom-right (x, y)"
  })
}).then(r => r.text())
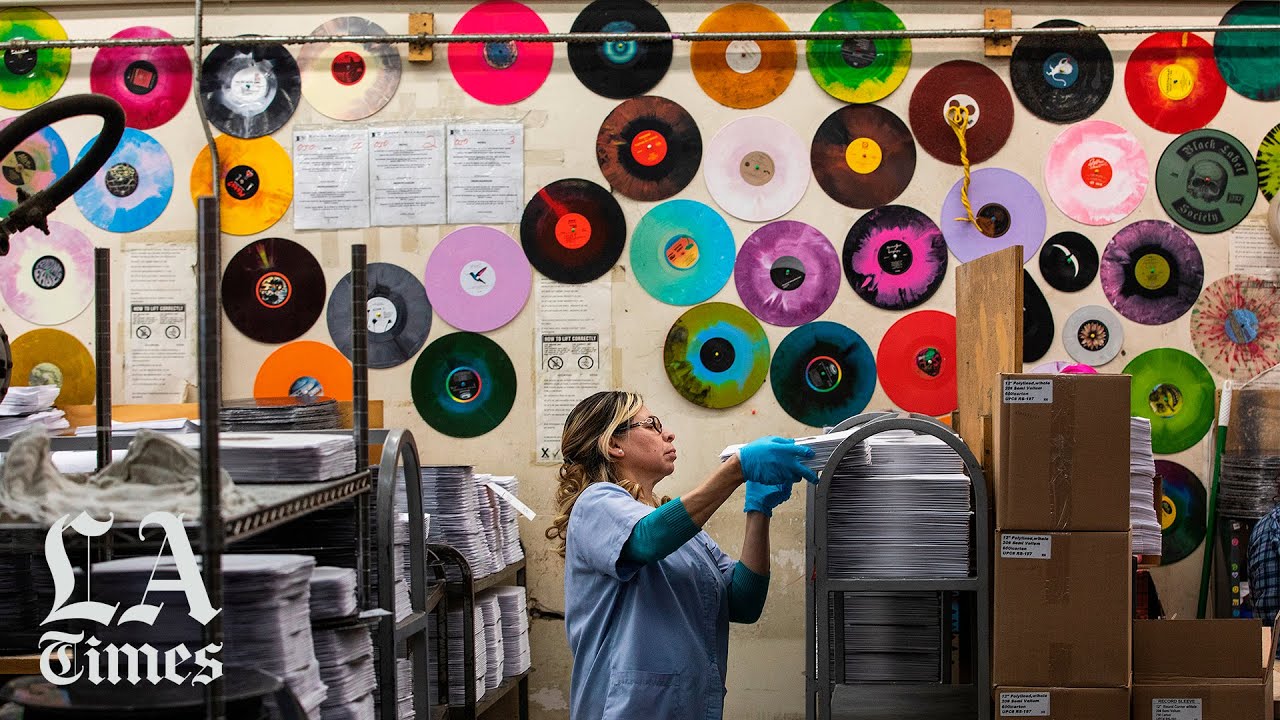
top-left (1003, 378), bottom-right (1053, 404)
top-left (1153, 699), bottom-right (1202, 720)
top-left (999, 692), bottom-right (1050, 716)
top-left (1001, 534), bottom-right (1052, 559)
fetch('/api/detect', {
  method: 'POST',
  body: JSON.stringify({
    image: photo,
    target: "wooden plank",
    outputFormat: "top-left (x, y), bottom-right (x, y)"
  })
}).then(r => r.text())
top-left (983, 8), bottom-right (1014, 57)
top-left (0, 655), bottom-right (40, 676)
top-left (408, 12), bottom-right (435, 62)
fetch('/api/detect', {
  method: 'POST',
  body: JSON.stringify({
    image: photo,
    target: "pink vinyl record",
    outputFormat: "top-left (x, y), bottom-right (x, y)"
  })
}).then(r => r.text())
top-left (1044, 120), bottom-right (1149, 226)
top-left (449, 0), bottom-right (553, 105)
top-left (0, 221), bottom-right (93, 325)
top-left (425, 226), bottom-right (532, 332)
top-left (735, 221), bottom-right (839, 326)
top-left (89, 27), bottom-right (191, 129)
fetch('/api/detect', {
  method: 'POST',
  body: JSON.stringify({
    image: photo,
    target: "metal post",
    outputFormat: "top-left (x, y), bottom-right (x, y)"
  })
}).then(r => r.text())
top-left (196, 195), bottom-right (224, 720)
top-left (93, 248), bottom-right (110, 472)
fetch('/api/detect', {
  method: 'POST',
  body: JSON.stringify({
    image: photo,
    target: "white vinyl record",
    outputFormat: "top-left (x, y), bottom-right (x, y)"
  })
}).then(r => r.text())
top-left (1063, 304), bottom-right (1125, 366)
top-left (296, 17), bottom-right (401, 121)
top-left (704, 115), bottom-right (809, 222)
top-left (1043, 120), bottom-right (1149, 226)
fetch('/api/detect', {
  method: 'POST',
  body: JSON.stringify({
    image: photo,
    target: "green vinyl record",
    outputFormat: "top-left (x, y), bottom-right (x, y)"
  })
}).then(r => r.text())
top-left (1213, 1), bottom-right (1280, 102)
top-left (1155, 129), bottom-right (1258, 234)
top-left (1257, 122), bottom-right (1280, 202)
top-left (664, 302), bottom-right (769, 409)
top-left (0, 7), bottom-right (70, 110)
top-left (1124, 347), bottom-right (1215, 454)
top-left (411, 332), bottom-right (516, 438)
top-left (806, 0), bottom-right (911, 104)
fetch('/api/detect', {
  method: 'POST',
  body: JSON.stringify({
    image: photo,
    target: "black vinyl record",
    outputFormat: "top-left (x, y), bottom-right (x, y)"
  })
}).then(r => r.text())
top-left (1010, 19), bottom-right (1114, 123)
top-left (569, 0), bottom-right (672, 99)
top-left (596, 95), bottom-right (701, 201)
top-left (222, 237), bottom-right (325, 344)
top-left (200, 37), bottom-right (301, 139)
top-left (811, 104), bottom-right (916, 209)
top-left (1023, 270), bottom-right (1055, 363)
top-left (326, 262), bottom-right (432, 369)
top-left (521, 178), bottom-right (626, 284)
top-left (1039, 231), bottom-right (1099, 293)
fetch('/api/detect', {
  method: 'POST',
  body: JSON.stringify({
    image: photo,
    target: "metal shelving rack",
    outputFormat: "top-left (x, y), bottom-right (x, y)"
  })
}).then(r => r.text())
top-left (806, 413), bottom-right (990, 720)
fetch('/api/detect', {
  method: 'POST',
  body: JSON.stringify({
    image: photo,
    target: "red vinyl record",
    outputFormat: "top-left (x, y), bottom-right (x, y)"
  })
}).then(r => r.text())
top-left (876, 309), bottom-right (957, 416)
top-left (1124, 32), bottom-right (1225, 134)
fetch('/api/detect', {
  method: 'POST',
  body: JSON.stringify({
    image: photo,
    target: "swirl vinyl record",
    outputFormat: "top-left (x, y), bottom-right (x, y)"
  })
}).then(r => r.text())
top-left (1063, 304), bottom-right (1125, 366)
top-left (843, 204), bottom-right (946, 311)
top-left (1214, 1), bottom-right (1280, 102)
top-left (328, 262), bottom-right (431, 368)
top-left (90, 27), bottom-right (191, 130)
top-left (664, 302), bottom-right (769, 409)
top-left (521, 178), bottom-right (625, 284)
top-left (876, 310), bottom-right (957, 417)
top-left (1023, 271), bottom-right (1054, 364)
top-left (1101, 219), bottom-right (1203, 326)
top-left (0, 7), bottom-right (69, 110)
top-left (632, 200), bottom-right (734, 306)
top-left (189, 135), bottom-right (293, 236)
top-left (811, 104), bottom-right (916, 209)
top-left (1125, 347), bottom-right (1215, 454)
top-left (940, 168), bottom-right (1046, 264)
top-left (770, 321), bottom-right (876, 427)
top-left (569, 0), bottom-right (672, 99)
top-left (0, 117), bottom-right (67, 218)
top-left (1125, 32), bottom-right (1225, 135)
top-left (200, 38), bottom-right (301, 139)
top-left (1009, 19), bottom-right (1113, 123)
top-left (691, 3), bottom-right (796, 109)
top-left (807, 0), bottom-right (910, 104)
top-left (73, 128), bottom-right (173, 233)
top-left (1039, 231), bottom-right (1099, 293)
top-left (10, 328), bottom-right (94, 406)
top-left (909, 60), bottom-right (1014, 166)
top-left (254, 341), bottom-right (353, 401)
top-left (735, 220), bottom-right (840, 326)
top-left (704, 116), bottom-right (810, 222)
top-left (424, 226), bottom-right (531, 333)
top-left (297, 17), bottom-right (400, 120)
top-left (1156, 129), bottom-right (1258, 234)
top-left (1190, 273), bottom-right (1280, 381)
top-left (222, 237), bottom-right (325, 344)
top-left (449, 0), bottom-right (552, 106)
top-left (0, 221), bottom-right (92, 326)
top-left (1044, 120), bottom-right (1149, 226)
top-left (411, 332), bottom-right (516, 438)
top-left (1157, 459), bottom-right (1206, 565)
top-left (1259, 122), bottom-right (1280, 202)
top-left (596, 95), bottom-right (701, 202)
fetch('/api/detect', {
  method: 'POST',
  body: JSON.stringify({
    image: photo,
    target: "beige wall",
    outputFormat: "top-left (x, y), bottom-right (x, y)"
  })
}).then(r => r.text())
top-left (4, 1), bottom-right (1275, 716)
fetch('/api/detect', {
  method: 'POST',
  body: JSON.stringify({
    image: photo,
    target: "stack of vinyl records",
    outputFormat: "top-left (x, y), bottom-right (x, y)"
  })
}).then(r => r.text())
top-left (416, 465), bottom-right (503, 578)
top-left (309, 566), bottom-right (358, 620)
top-left (219, 397), bottom-right (342, 431)
top-left (1131, 417), bottom-right (1162, 555)
top-left (391, 516), bottom-right (411, 621)
top-left (396, 658), bottom-right (415, 720)
top-left (477, 592), bottom-right (505, 690)
top-left (430, 605), bottom-right (487, 704)
top-left (828, 592), bottom-right (941, 682)
top-left (398, 513), bottom-right (431, 579)
top-left (0, 554), bottom-right (35, 651)
top-left (171, 433), bottom-right (356, 483)
top-left (488, 586), bottom-right (532, 677)
top-left (482, 475), bottom-right (526, 566)
top-left (721, 425), bottom-right (872, 474)
top-left (1220, 453), bottom-right (1280, 519)
top-left (311, 626), bottom-right (376, 720)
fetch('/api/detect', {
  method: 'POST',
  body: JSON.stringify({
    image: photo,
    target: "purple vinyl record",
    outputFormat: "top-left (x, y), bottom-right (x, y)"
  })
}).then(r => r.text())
top-left (843, 205), bottom-right (948, 311)
top-left (734, 221), bottom-right (840, 326)
top-left (940, 167), bottom-right (1047, 264)
top-left (1100, 219), bottom-right (1204, 326)
top-left (424, 226), bottom-right (532, 332)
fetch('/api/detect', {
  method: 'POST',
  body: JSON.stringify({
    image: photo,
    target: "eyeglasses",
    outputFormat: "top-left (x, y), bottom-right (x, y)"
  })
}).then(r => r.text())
top-left (615, 415), bottom-right (662, 435)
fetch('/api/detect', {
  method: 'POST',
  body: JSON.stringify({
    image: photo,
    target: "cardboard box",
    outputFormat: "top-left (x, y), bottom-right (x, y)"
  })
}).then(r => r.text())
top-left (1132, 619), bottom-right (1278, 720)
top-left (994, 687), bottom-right (1129, 719)
top-left (993, 531), bottom-right (1131, 688)
top-left (995, 373), bottom-right (1131, 531)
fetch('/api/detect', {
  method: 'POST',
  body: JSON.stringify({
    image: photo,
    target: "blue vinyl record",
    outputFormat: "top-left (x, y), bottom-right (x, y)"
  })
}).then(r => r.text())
top-left (631, 199), bottom-right (735, 305)
top-left (73, 127), bottom-right (173, 232)
top-left (770, 321), bottom-right (876, 427)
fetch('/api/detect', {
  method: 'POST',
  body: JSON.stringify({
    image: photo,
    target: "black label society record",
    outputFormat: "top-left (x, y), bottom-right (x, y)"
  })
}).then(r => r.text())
top-left (222, 237), bottom-right (325, 344)
top-left (521, 178), bottom-right (626, 284)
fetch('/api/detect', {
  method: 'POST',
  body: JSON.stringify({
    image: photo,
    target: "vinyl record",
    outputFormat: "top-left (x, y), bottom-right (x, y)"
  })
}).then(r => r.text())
top-left (1190, 273), bottom-right (1280, 380)
top-left (909, 60), bottom-right (1014, 166)
top-left (568, 0), bottom-right (671, 99)
top-left (10, 328), bottom-right (93, 406)
top-left (1157, 459), bottom-right (1206, 564)
top-left (1260, 122), bottom-right (1280, 202)
top-left (843, 204), bottom-right (946, 311)
top-left (736, 220), bottom-right (839, 326)
top-left (1101, 220), bottom-right (1203, 325)
top-left (1023, 270), bottom-right (1054, 364)
top-left (1125, 32), bottom-right (1225, 134)
top-left (222, 237), bottom-right (325, 344)
top-left (254, 341), bottom-right (353, 401)
top-left (327, 262), bottom-right (431, 368)
top-left (632, 200), bottom-right (734, 306)
top-left (596, 95), bottom-right (701, 202)
top-left (89, 27), bottom-right (190, 130)
top-left (940, 168), bottom-right (1046, 264)
top-left (411, 332), bottom-right (516, 438)
top-left (449, 1), bottom-right (552, 105)
top-left (876, 310), bottom-right (957, 417)
top-left (704, 116), bottom-right (810, 222)
top-left (1009, 19), bottom-right (1114, 123)
top-left (1214, 1), bottom-right (1280, 102)
top-left (1063, 304), bottom-right (1125, 366)
top-left (297, 17), bottom-right (400, 120)
top-left (1156, 129), bottom-right (1258, 234)
top-left (520, 178), bottom-right (625, 284)
top-left (1125, 347), bottom-right (1215, 454)
top-left (189, 134), bottom-right (293, 236)
top-left (73, 128), bottom-right (173, 233)
top-left (769, 321), bottom-right (876, 427)
top-left (811, 104), bottom-right (916, 209)
top-left (200, 38), bottom-right (301, 139)
top-left (691, 3), bottom-right (795, 109)
top-left (1044, 120), bottom-right (1149, 226)
top-left (806, 0), bottom-right (910, 104)
top-left (424, 226), bottom-right (531, 332)
top-left (0, 221), bottom-right (92, 326)
top-left (0, 117), bottom-right (68, 218)
top-left (663, 302), bottom-right (769, 409)
top-left (0, 8), bottom-right (70, 110)
top-left (1038, 231), bottom-right (1098, 292)
top-left (1031, 360), bottom-right (1096, 374)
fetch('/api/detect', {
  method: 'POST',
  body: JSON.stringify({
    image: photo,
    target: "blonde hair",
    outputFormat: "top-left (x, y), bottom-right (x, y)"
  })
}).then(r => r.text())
top-left (544, 391), bottom-right (667, 558)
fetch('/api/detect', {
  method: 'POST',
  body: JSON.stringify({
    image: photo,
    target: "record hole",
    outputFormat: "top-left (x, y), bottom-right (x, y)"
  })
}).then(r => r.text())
top-left (726, 40), bottom-right (762, 74)
top-left (840, 38), bottom-right (877, 69)
top-left (1077, 320), bottom-right (1109, 351)
top-left (331, 50), bottom-right (367, 85)
top-left (29, 361), bottom-right (62, 389)
top-left (555, 213), bottom-right (592, 250)
top-left (601, 20), bottom-right (639, 65)
top-left (630, 129), bottom-right (668, 167)
top-left (4, 48), bottom-right (37, 77)
top-left (664, 235), bottom-right (699, 270)
top-left (740, 151), bottom-right (775, 187)
top-left (1225, 308), bottom-right (1260, 345)
top-left (700, 337), bottom-right (735, 373)
top-left (289, 375), bottom-right (323, 398)
top-left (31, 255), bottom-right (63, 290)
top-left (255, 271), bottom-right (291, 308)
top-left (447, 367), bottom-right (483, 403)
top-left (1148, 383), bottom-right (1183, 418)
top-left (1157, 64), bottom-right (1194, 101)
top-left (460, 260), bottom-right (496, 297)
top-left (366, 295), bottom-right (399, 334)
top-left (944, 94), bottom-right (979, 128)
top-left (845, 137), bottom-right (882, 175)
top-left (224, 164), bottom-right (260, 201)
top-left (1042, 52), bottom-right (1078, 89)
top-left (1081, 156), bottom-right (1113, 189)
top-left (104, 162), bottom-right (138, 198)
top-left (770, 256), bottom-right (806, 291)
top-left (124, 60), bottom-right (158, 95)
top-left (1134, 253), bottom-right (1171, 291)
top-left (976, 203), bottom-right (1011, 238)
top-left (483, 41), bottom-right (519, 71)
top-left (805, 356), bottom-right (842, 392)
top-left (877, 240), bottom-right (913, 275)
top-left (3, 151), bottom-right (35, 186)
top-left (915, 347), bottom-right (943, 378)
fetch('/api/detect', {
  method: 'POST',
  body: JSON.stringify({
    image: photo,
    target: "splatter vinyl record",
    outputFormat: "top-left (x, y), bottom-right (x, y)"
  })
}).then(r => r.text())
top-left (691, 3), bottom-right (795, 109)
top-left (632, 200), bottom-right (734, 306)
top-left (411, 331), bottom-right (517, 438)
top-left (1259, 122), bottom-right (1280, 202)
top-left (1100, 219), bottom-right (1203, 326)
top-left (769, 321), bottom-right (876, 427)
top-left (1125, 347), bottom-right (1215, 454)
top-left (843, 204), bottom-right (947, 311)
top-left (1190, 273), bottom-right (1280, 381)
top-left (876, 310), bottom-right (957, 416)
top-left (663, 302), bottom-right (769, 409)
top-left (735, 220), bottom-right (840, 326)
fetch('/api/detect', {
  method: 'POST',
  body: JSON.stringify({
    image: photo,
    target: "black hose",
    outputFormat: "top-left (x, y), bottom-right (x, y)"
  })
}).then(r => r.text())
top-left (0, 93), bottom-right (125, 254)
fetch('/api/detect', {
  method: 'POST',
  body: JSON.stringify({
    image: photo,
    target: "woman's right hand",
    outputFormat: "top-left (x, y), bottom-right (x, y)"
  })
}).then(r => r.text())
top-left (736, 436), bottom-right (818, 486)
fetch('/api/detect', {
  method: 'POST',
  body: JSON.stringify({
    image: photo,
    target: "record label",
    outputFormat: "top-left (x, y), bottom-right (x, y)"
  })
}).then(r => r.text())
top-left (664, 302), bottom-right (769, 409)
top-left (807, 1), bottom-right (910, 104)
top-left (877, 310), bottom-right (957, 417)
top-left (1045, 121), bottom-right (1148, 226)
top-left (0, 8), bottom-right (70, 110)
top-left (770, 321), bottom-right (876, 427)
top-left (1009, 19), bottom-right (1113, 123)
top-left (704, 116), bottom-right (809, 222)
top-left (0, 222), bottom-right (92, 326)
top-left (10, 328), bottom-right (94, 406)
top-left (189, 135), bottom-right (293, 236)
top-left (692, 3), bottom-right (796, 109)
top-left (1125, 347), bottom-right (1215, 454)
top-left (1157, 459), bottom-right (1206, 564)
top-left (811, 105), bottom-right (915, 209)
top-left (1155, 129), bottom-right (1258, 234)
top-left (425, 226), bottom-right (531, 332)
top-left (736, 221), bottom-right (839, 326)
top-left (328, 262), bottom-right (432, 368)
top-left (0, 117), bottom-right (67, 218)
top-left (90, 27), bottom-right (191, 129)
top-left (74, 128), bottom-right (173, 233)
top-left (1039, 231), bottom-right (1099, 293)
top-left (1125, 32), bottom-right (1225, 134)
top-left (909, 60), bottom-right (1014, 166)
top-left (1101, 220), bottom-right (1203, 326)
top-left (223, 237), bottom-right (325, 344)
top-left (411, 332), bottom-right (516, 438)
top-left (521, 179), bottom-right (625, 284)
top-left (632, 200), bottom-right (734, 306)
top-left (298, 17), bottom-right (400, 120)
top-left (451, 1), bottom-right (552, 105)
top-left (843, 205), bottom-right (946, 311)
top-left (1214, 1), bottom-right (1280, 102)
top-left (569, 0), bottom-right (672, 99)
top-left (1190, 274), bottom-right (1280, 381)
top-left (1063, 304), bottom-right (1125, 366)
top-left (596, 95), bottom-right (701, 202)
top-left (940, 168), bottom-right (1046, 264)
top-left (254, 341), bottom-right (353, 401)
top-left (200, 39), bottom-right (301, 139)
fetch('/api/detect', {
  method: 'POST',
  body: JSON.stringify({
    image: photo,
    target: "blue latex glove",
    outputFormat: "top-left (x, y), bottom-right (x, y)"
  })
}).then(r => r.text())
top-left (736, 436), bottom-right (818, 485)
top-left (744, 480), bottom-right (792, 517)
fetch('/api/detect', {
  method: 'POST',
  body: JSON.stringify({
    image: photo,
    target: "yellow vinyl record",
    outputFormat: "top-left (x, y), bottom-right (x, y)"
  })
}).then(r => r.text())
top-left (189, 135), bottom-right (293, 236)
top-left (691, 3), bottom-right (796, 109)
top-left (0, 7), bottom-right (71, 110)
top-left (10, 328), bottom-right (94, 406)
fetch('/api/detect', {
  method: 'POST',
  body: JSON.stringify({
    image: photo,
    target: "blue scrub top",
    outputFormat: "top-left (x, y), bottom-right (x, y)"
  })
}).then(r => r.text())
top-left (565, 482), bottom-right (735, 720)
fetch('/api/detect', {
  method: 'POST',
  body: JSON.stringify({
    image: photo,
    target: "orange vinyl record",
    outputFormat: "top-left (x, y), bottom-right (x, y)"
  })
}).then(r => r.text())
top-left (691, 3), bottom-right (796, 109)
top-left (10, 328), bottom-right (95, 407)
top-left (253, 340), bottom-right (353, 401)
top-left (189, 134), bottom-right (293, 236)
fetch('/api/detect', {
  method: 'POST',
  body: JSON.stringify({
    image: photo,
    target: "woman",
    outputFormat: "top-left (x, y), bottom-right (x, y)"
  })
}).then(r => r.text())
top-left (545, 391), bottom-right (817, 719)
